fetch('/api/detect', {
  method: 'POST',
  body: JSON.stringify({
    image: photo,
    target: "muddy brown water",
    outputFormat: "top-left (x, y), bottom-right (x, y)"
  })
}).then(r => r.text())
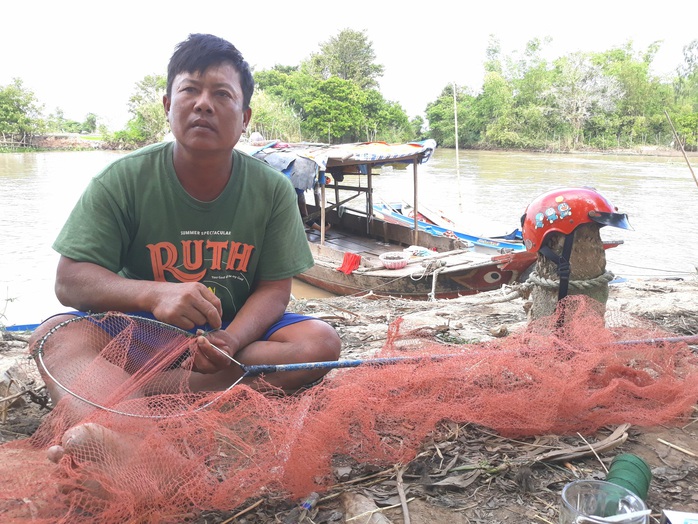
top-left (2, 148), bottom-right (696, 326)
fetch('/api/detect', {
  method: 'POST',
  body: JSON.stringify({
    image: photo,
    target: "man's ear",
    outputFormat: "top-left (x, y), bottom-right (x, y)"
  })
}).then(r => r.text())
top-left (163, 95), bottom-right (171, 116)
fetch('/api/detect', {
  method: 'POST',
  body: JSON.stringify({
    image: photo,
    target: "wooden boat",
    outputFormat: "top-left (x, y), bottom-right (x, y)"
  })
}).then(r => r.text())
top-left (373, 202), bottom-right (526, 255)
top-left (382, 200), bottom-right (524, 242)
top-left (239, 139), bottom-right (622, 300)
top-left (242, 139), bottom-right (531, 299)
top-left (298, 205), bottom-right (537, 299)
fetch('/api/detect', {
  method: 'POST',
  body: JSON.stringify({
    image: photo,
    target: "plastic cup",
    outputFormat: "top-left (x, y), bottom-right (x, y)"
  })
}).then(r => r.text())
top-left (559, 480), bottom-right (649, 524)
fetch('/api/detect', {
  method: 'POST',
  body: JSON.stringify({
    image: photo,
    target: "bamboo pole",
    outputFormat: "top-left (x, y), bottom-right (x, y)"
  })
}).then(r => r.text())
top-left (413, 159), bottom-right (419, 246)
top-left (453, 82), bottom-right (462, 212)
top-left (320, 180), bottom-right (326, 244)
top-left (664, 110), bottom-right (698, 188)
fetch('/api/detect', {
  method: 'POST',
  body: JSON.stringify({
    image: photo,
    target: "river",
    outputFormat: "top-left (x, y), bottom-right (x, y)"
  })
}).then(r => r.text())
top-left (1, 148), bottom-right (696, 327)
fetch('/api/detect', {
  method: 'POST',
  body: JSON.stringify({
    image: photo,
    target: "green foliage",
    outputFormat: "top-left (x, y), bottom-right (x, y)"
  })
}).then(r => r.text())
top-left (410, 115), bottom-right (426, 140)
top-left (300, 77), bottom-right (366, 142)
top-left (249, 90), bottom-right (302, 142)
top-left (0, 78), bottom-right (45, 144)
top-left (427, 38), bottom-right (698, 152)
top-left (253, 61), bottom-right (412, 143)
top-left (476, 72), bottom-right (515, 144)
top-left (426, 84), bottom-right (486, 148)
top-left (5, 31), bottom-right (698, 154)
top-left (305, 29), bottom-right (384, 90)
top-left (44, 107), bottom-right (97, 134)
top-left (547, 53), bottom-right (623, 147)
top-left (105, 118), bottom-right (150, 149)
top-left (105, 74), bottom-right (168, 148)
top-left (675, 40), bottom-right (698, 111)
top-left (359, 89), bottom-right (411, 143)
top-left (82, 113), bottom-right (98, 134)
top-left (253, 66), bottom-right (297, 98)
top-left (674, 112), bottom-right (698, 149)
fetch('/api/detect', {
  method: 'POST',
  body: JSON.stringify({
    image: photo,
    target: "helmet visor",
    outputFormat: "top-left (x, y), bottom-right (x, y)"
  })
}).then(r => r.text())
top-left (588, 210), bottom-right (632, 230)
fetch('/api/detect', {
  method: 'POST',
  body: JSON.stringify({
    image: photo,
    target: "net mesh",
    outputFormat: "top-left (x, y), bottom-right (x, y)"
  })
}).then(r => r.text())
top-left (1, 298), bottom-right (698, 523)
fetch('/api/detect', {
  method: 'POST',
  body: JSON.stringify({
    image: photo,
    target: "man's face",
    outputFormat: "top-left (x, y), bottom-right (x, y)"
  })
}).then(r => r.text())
top-left (163, 63), bottom-right (251, 153)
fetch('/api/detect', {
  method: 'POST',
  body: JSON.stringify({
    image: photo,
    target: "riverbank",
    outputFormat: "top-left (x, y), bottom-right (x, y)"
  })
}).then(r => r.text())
top-left (1, 276), bottom-right (697, 523)
top-left (460, 143), bottom-right (698, 159)
top-left (7, 134), bottom-right (698, 160)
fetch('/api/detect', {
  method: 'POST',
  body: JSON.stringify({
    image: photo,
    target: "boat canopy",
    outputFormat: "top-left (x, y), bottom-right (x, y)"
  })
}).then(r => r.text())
top-left (236, 139), bottom-right (438, 243)
top-left (236, 139), bottom-right (436, 189)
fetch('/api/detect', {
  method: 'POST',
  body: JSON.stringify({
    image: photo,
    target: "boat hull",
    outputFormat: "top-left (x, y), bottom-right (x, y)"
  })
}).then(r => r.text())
top-left (297, 209), bottom-right (535, 300)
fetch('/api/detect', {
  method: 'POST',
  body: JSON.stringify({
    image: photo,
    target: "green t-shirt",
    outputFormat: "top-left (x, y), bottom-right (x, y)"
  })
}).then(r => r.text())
top-left (54, 141), bottom-right (314, 321)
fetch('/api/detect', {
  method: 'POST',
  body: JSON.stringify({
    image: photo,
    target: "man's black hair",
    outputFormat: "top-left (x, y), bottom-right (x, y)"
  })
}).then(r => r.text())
top-left (166, 33), bottom-right (254, 110)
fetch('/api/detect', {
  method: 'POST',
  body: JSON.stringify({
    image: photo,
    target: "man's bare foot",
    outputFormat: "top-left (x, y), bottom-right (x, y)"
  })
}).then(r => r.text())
top-left (48, 423), bottom-right (139, 465)
top-left (47, 422), bottom-right (197, 500)
top-left (47, 423), bottom-right (149, 497)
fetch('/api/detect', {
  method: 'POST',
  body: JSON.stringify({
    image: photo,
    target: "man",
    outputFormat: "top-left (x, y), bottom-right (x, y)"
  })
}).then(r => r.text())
top-left (29, 33), bottom-right (341, 446)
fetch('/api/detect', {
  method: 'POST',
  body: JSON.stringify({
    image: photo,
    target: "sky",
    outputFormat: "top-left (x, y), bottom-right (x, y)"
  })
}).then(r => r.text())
top-left (2, 0), bottom-right (696, 131)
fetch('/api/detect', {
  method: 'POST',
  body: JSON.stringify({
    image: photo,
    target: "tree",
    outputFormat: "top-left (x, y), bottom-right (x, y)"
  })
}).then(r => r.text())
top-left (592, 42), bottom-right (672, 146)
top-left (545, 53), bottom-right (622, 148)
top-left (254, 66), bottom-right (298, 99)
top-left (675, 39), bottom-right (698, 111)
top-left (425, 84), bottom-right (480, 148)
top-left (45, 107), bottom-right (66, 133)
top-left (475, 72), bottom-right (517, 147)
top-left (674, 112), bottom-right (698, 150)
top-left (305, 29), bottom-right (384, 90)
top-left (506, 38), bottom-right (555, 105)
top-left (359, 89), bottom-right (411, 143)
top-left (254, 65), bottom-right (412, 143)
top-left (107, 74), bottom-right (167, 148)
top-left (299, 77), bottom-right (366, 142)
top-left (502, 38), bottom-right (556, 148)
top-left (410, 115), bottom-right (426, 140)
top-left (248, 90), bottom-right (302, 142)
top-left (0, 78), bottom-right (45, 144)
top-left (82, 113), bottom-right (98, 134)
top-left (484, 35), bottom-right (503, 75)
top-left (128, 75), bottom-right (168, 140)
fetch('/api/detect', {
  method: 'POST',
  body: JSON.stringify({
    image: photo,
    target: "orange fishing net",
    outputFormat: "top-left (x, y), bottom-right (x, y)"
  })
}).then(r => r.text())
top-left (1, 297), bottom-right (698, 523)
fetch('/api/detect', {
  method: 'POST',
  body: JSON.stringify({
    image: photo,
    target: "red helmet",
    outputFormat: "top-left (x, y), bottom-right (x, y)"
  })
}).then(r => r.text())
top-left (521, 187), bottom-right (631, 252)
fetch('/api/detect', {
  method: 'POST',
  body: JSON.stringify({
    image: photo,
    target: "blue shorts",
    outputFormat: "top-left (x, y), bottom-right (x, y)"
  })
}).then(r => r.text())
top-left (43, 311), bottom-right (315, 370)
top-left (47, 311), bottom-right (313, 340)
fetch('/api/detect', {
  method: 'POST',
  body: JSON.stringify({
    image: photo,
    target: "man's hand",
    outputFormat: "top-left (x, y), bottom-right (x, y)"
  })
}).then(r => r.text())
top-left (55, 258), bottom-right (223, 331)
top-left (151, 282), bottom-right (223, 330)
top-left (187, 329), bottom-right (240, 374)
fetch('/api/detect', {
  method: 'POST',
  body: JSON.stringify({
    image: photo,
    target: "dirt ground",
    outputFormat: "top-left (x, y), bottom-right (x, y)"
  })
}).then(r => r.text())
top-left (1, 277), bottom-right (697, 523)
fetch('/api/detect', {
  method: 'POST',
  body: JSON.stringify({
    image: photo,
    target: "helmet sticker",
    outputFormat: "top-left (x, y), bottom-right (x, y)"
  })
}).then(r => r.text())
top-left (558, 201), bottom-right (572, 218)
top-left (544, 207), bottom-right (558, 224)
top-left (535, 196), bottom-right (573, 228)
top-left (534, 212), bottom-right (545, 228)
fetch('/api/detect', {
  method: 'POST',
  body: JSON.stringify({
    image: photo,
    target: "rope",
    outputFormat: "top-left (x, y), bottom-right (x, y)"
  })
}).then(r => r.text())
top-left (527, 270), bottom-right (615, 291)
top-left (343, 264), bottom-right (615, 304)
top-left (410, 259), bottom-right (447, 281)
top-left (428, 266), bottom-right (447, 302)
top-left (409, 259), bottom-right (449, 302)
top-left (451, 270), bottom-right (616, 307)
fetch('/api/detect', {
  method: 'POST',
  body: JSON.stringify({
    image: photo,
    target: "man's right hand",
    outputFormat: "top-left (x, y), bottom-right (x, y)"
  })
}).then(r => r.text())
top-left (55, 256), bottom-right (223, 330)
top-left (150, 282), bottom-right (223, 330)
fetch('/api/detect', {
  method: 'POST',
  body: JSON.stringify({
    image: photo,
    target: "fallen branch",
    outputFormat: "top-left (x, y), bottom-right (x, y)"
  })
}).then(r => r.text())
top-left (534, 424), bottom-right (630, 463)
top-left (395, 465), bottom-right (411, 524)
top-left (657, 438), bottom-right (698, 458)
